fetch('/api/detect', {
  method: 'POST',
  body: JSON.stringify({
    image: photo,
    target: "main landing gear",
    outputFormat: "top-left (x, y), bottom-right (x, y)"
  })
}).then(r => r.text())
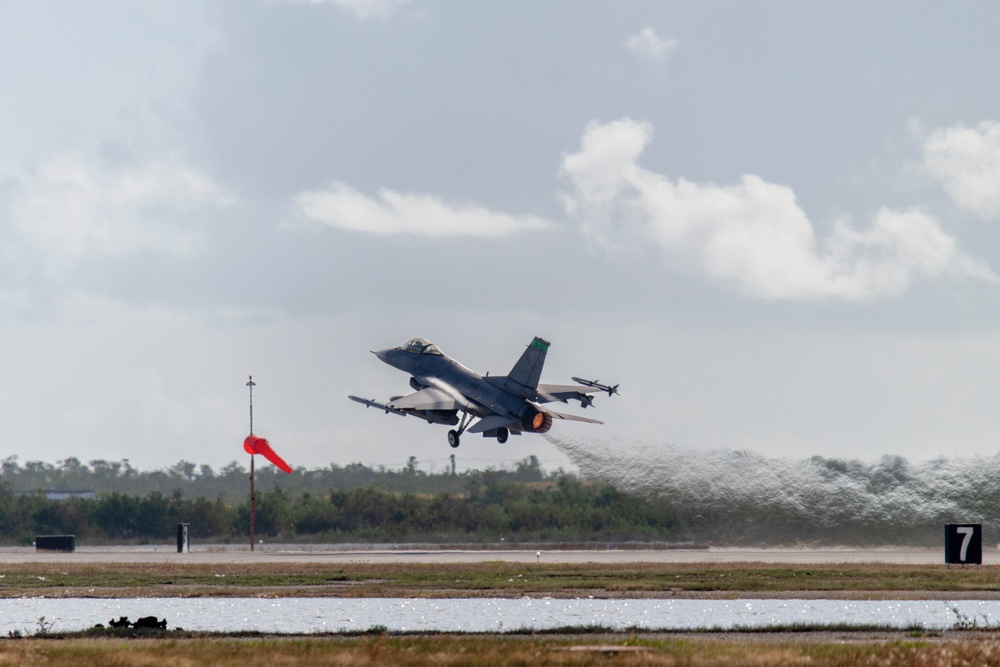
top-left (447, 414), bottom-right (511, 447)
top-left (448, 411), bottom-right (475, 448)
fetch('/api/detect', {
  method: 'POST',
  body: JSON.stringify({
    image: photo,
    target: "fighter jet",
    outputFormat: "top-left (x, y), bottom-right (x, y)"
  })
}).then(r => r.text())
top-left (349, 336), bottom-right (617, 448)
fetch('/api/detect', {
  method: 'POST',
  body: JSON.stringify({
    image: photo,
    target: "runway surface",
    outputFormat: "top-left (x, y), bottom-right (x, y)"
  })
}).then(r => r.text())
top-left (0, 545), bottom-right (983, 565)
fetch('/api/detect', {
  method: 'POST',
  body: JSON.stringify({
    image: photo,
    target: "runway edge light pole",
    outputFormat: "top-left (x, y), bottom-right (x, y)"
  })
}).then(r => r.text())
top-left (242, 375), bottom-right (294, 553)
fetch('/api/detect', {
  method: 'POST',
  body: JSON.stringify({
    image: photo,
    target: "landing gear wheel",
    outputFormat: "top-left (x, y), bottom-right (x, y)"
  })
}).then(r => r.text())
top-left (496, 427), bottom-right (509, 444)
top-left (448, 430), bottom-right (460, 448)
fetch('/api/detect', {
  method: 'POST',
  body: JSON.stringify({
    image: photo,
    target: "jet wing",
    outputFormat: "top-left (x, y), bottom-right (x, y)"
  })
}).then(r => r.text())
top-left (536, 383), bottom-right (602, 403)
top-left (389, 387), bottom-right (468, 411)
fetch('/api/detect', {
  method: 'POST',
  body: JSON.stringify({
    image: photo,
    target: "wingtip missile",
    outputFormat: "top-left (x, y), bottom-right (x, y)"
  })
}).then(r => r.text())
top-left (571, 377), bottom-right (620, 397)
top-left (348, 395), bottom-right (408, 416)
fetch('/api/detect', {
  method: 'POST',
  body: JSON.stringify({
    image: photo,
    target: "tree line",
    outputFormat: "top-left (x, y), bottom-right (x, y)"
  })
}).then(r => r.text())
top-left (5, 453), bottom-right (963, 546)
top-left (0, 457), bottom-right (675, 544)
top-left (0, 454), bottom-right (554, 502)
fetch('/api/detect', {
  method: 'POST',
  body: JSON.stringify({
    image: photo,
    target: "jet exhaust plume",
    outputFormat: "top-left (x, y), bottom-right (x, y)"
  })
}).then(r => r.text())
top-left (547, 435), bottom-right (1000, 546)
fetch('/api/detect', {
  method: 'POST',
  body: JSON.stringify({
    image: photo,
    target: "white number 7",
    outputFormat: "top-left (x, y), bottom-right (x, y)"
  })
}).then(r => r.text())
top-left (957, 526), bottom-right (975, 561)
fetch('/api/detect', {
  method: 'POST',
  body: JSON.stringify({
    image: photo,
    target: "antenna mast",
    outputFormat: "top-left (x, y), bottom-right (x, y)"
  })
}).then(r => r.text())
top-left (247, 375), bottom-right (255, 434)
top-left (247, 375), bottom-right (256, 552)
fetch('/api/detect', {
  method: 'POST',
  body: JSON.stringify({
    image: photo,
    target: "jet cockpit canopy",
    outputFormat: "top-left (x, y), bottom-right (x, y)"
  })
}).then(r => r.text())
top-left (403, 338), bottom-right (443, 355)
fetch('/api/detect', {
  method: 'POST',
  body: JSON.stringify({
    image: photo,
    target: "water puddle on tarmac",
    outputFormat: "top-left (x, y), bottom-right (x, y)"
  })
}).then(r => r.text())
top-left (0, 598), bottom-right (995, 634)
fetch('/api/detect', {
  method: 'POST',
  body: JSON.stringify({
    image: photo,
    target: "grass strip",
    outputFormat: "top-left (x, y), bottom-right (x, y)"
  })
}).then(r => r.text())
top-left (3, 561), bottom-right (1000, 598)
top-left (3, 632), bottom-right (1000, 666)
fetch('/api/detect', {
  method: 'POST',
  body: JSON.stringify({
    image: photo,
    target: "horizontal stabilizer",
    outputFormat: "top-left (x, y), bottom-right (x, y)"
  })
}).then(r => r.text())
top-left (540, 405), bottom-right (604, 425)
top-left (536, 383), bottom-right (603, 404)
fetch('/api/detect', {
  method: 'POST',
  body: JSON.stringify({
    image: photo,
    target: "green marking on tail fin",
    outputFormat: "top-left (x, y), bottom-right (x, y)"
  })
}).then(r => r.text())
top-left (531, 337), bottom-right (550, 351)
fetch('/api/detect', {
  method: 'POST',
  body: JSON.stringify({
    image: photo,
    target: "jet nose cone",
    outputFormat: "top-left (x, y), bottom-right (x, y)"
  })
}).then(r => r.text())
top-left (373, 348), bottom-right (391, 362)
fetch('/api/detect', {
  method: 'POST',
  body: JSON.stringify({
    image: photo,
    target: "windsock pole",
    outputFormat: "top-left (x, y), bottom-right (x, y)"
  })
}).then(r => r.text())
top-left (247, 375), bottom-right (256, 552)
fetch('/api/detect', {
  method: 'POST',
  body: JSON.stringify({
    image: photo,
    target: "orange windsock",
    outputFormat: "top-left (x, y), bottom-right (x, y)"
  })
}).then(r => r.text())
top-left (243, 434), bottom-right (293, 474)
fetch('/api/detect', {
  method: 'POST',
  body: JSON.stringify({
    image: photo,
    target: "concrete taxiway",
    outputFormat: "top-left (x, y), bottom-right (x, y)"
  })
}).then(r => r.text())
top-left (0, 545), bottom-right (980, 565)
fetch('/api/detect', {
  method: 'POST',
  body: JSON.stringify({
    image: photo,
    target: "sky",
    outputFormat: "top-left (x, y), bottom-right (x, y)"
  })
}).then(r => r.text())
top-left (3, 1), bottom-right (1000, 474)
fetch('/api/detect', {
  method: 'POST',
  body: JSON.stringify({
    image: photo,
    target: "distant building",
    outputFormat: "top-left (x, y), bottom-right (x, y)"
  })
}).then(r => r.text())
top-left (41, 490), bottom-right (95, 500)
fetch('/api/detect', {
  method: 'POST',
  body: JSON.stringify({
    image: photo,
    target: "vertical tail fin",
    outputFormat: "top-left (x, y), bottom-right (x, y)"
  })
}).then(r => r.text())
top-left (507, 336), bottom-right (549, 391)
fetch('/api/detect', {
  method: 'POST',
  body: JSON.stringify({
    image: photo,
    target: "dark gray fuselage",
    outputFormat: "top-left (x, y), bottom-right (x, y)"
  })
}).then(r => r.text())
top-left (375, 347), bottom-right (531, 422)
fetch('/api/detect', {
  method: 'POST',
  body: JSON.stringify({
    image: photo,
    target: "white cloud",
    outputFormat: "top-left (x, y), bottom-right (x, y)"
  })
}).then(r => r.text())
top-left (6, 155), bottom-right (233, 270)
top-left (920, 120), bottom-right (1000, 219)
top-left (275, 0), bottom-right (413, 20)
top-left (626, 26), bottom-right (678, 61)
top-left (561, 118), bottom-right (997, 300)
top-left (291, 180), bottom-right (551, 237)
